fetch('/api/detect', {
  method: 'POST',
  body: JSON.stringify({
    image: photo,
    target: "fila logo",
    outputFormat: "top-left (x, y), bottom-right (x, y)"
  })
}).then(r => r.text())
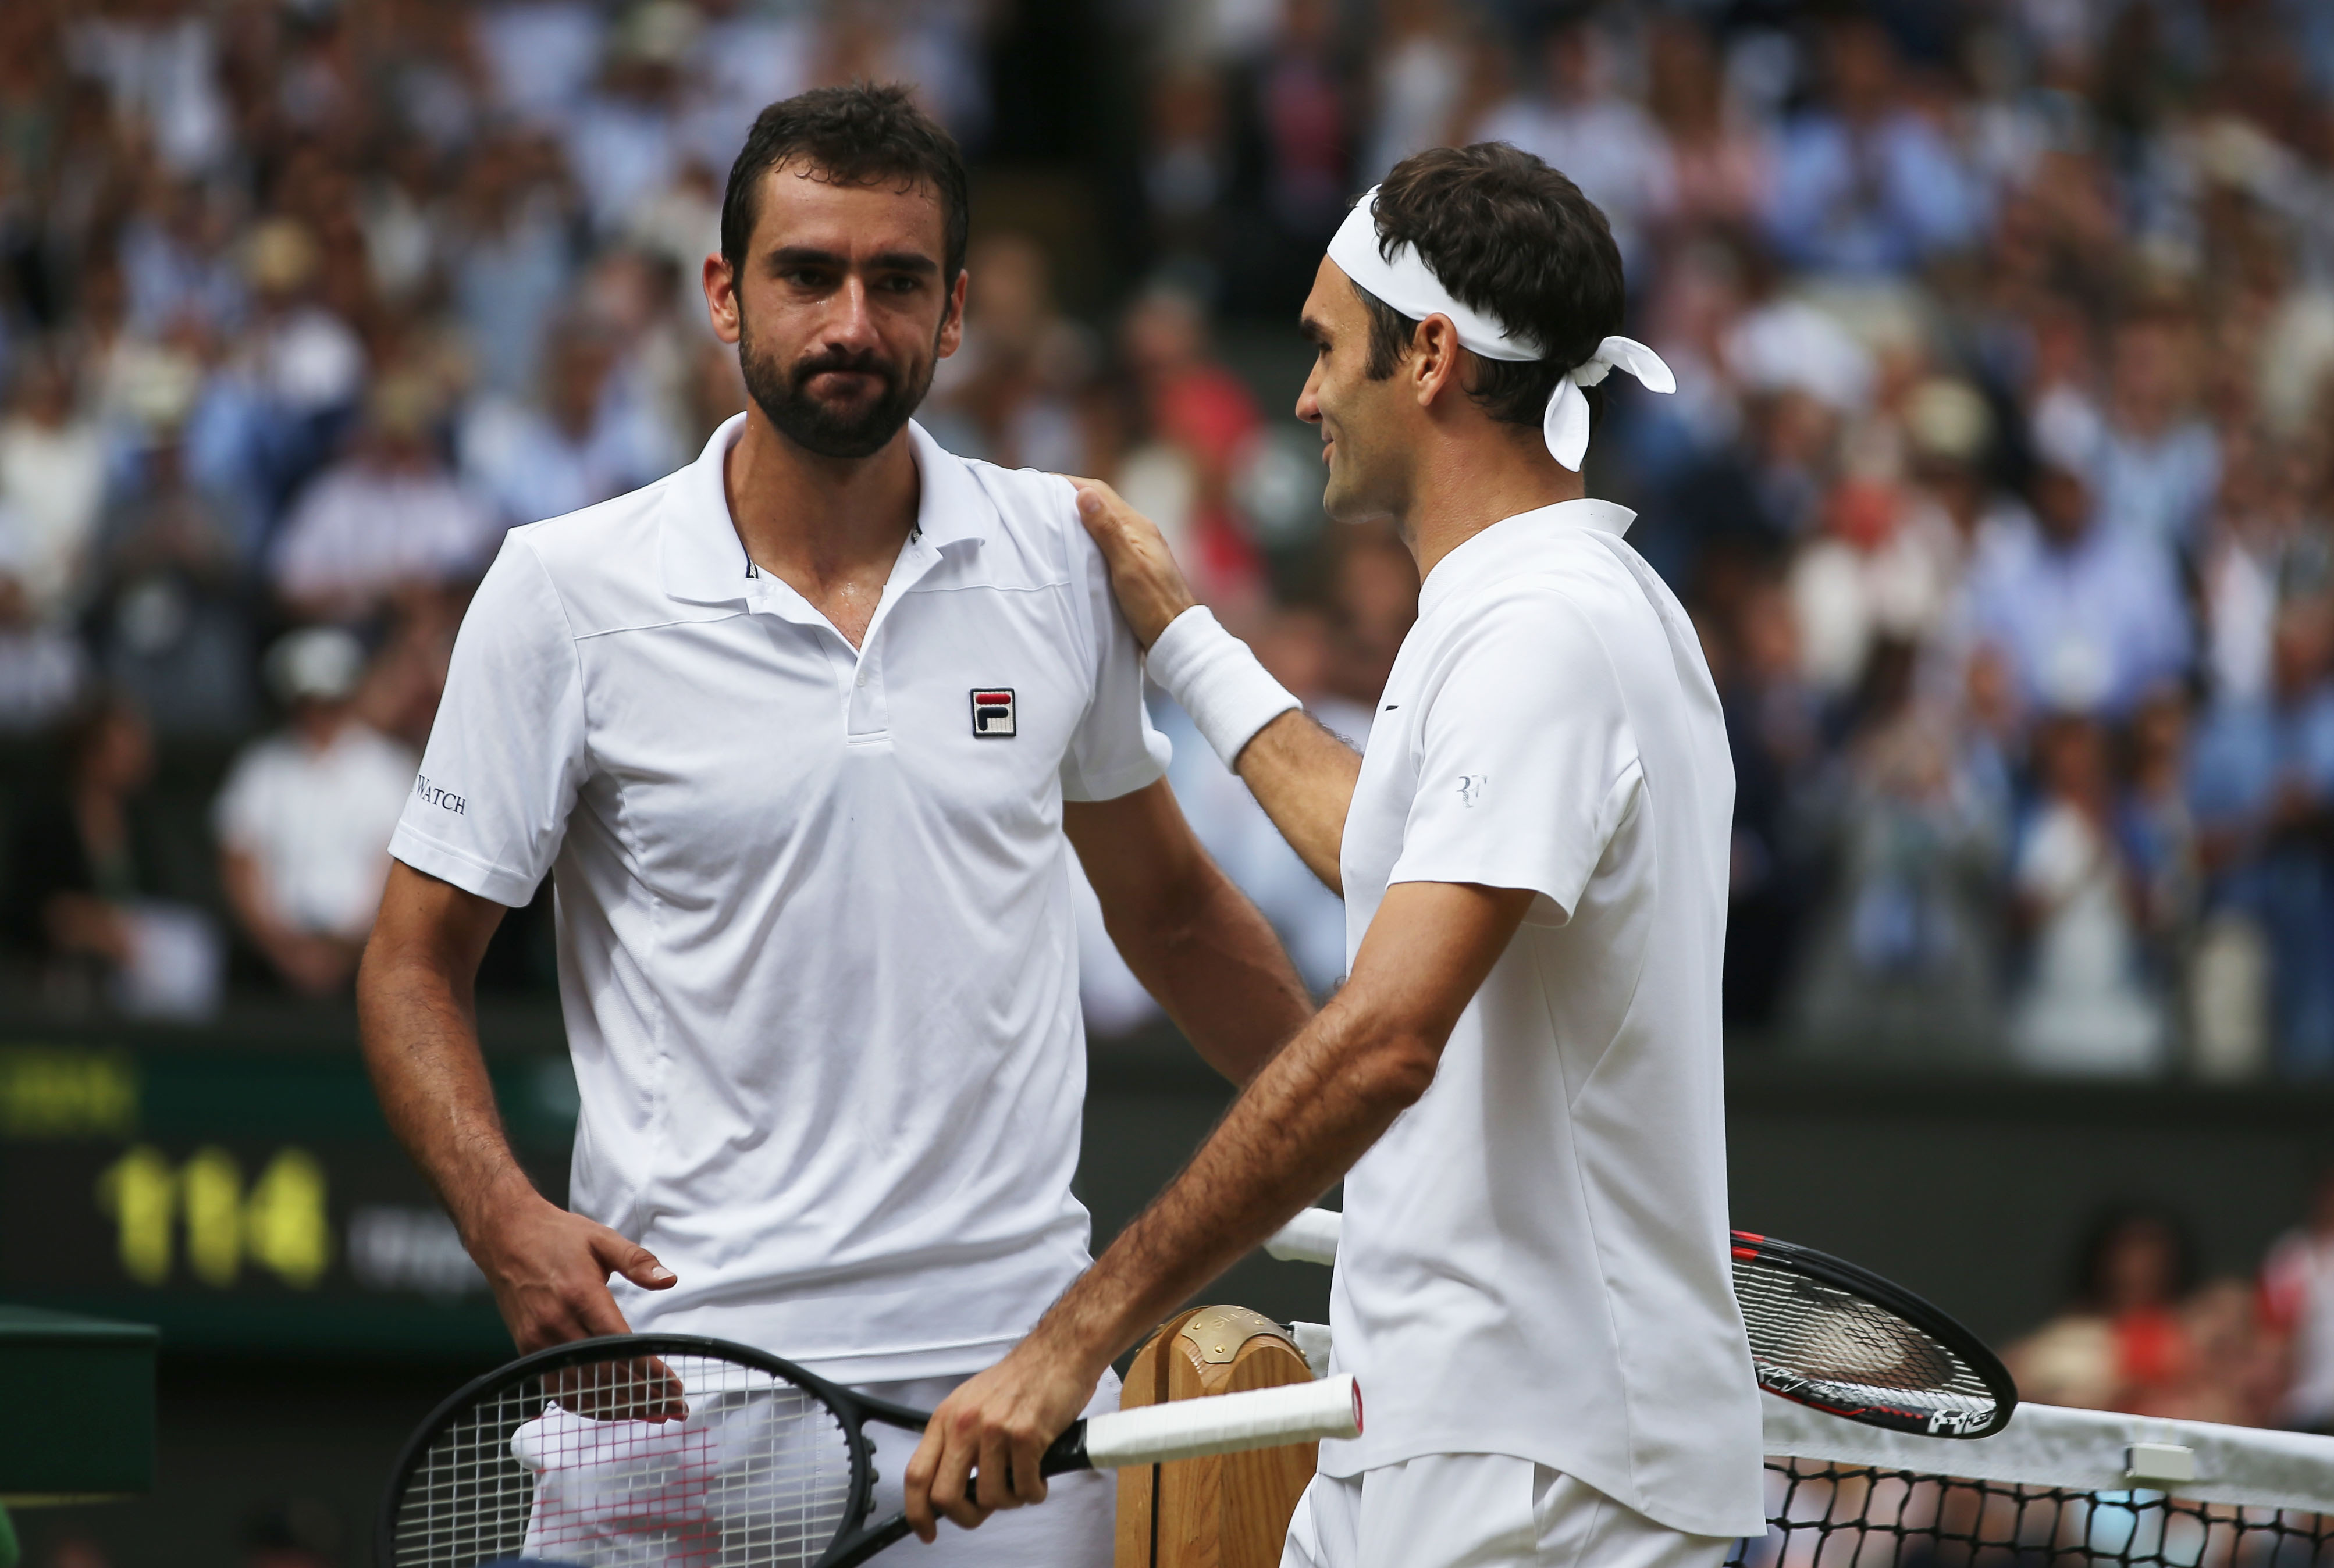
top-left (971, 688), bottom-right (1017, 738)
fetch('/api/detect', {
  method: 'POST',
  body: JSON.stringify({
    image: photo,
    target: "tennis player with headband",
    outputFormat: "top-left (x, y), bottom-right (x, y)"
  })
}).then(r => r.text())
top-left (904, 142), bottom-right (1766, 1567)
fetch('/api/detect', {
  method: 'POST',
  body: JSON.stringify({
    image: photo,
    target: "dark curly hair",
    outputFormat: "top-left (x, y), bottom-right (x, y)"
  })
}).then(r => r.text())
top-left (720, 84), bottom-right (970, 285)
top-left (1355, 143), bottom-right (1626, 432)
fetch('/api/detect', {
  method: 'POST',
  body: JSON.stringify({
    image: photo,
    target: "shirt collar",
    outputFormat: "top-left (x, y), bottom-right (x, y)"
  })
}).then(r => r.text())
top-left (1416, 498), bottom-right (1636, 619)
top-left (660, 415), bottom-right (990, 607)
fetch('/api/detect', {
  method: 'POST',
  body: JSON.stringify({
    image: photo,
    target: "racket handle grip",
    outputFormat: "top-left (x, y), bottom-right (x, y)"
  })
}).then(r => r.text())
top-left (1264, 1207), bottom-right (1342, 1265)
top-left (1047, 1374), bottom-right (1362, 1473)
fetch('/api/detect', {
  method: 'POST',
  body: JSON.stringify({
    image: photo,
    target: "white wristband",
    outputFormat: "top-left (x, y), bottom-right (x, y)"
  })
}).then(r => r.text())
top-left (1146, 606), bottom-right (1301, 769)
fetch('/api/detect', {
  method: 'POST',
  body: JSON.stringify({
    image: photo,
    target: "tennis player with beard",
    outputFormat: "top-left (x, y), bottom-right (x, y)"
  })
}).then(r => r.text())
top-left (905, 144), bottom-right (1766, 1567)
top-left (358, 85), bottom-right (1310, 1564)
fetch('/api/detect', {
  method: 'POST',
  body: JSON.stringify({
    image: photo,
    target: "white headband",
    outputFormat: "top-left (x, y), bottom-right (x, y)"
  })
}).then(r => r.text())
top-left (1324, 187), bottom-right (1674, 471)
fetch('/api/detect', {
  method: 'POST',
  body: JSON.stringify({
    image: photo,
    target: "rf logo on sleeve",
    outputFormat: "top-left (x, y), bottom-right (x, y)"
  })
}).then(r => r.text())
top-left (970, 688), bottom-right (1017, 737)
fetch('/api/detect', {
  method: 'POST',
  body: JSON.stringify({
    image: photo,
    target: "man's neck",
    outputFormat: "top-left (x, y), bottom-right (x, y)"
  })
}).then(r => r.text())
top-left (723, 407), bottom-right (921, 645)
top-left (1400, 428), bottom-right (1586, 580)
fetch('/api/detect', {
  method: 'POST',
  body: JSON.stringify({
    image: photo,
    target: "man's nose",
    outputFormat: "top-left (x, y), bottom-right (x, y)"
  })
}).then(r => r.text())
top-left (821, 276), bottom-right (884, 351)
top-left (1295, 363), bottom-right (1324, 424)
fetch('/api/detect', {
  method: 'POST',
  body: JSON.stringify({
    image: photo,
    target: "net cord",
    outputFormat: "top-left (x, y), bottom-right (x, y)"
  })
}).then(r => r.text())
top-left (1762, 1395), bottom-right (2334, 1515)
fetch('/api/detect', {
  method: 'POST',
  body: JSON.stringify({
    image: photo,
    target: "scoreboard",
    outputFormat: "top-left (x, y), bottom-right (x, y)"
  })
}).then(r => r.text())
top-left (0, 1026), bottom-right (575, 1359)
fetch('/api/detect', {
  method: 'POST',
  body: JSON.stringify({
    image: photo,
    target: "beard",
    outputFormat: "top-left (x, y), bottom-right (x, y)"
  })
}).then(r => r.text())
top-left (738, 311), bottom-right (937, 461)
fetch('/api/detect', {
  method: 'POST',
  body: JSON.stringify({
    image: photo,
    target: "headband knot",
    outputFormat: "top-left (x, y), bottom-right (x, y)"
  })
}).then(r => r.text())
top-left (1325, 187), bottom-right (1673, 471)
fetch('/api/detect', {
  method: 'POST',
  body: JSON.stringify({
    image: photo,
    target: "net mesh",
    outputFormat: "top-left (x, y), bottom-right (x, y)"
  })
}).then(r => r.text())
top-left (1728, 1458), bottom-right (2334, 1568)
top-left (1732, 1255), bottom-right (2001, 1432)
top-left (389, 1350), bottom-right (858, 1568)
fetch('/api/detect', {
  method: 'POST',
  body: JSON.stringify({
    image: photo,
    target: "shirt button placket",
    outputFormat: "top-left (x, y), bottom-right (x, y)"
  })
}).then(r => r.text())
top-left (847, 641), bottom-right (887, 739)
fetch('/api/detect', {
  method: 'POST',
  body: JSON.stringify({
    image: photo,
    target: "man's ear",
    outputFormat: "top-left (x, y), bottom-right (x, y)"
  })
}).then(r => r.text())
top-left (937, 269), bottom-right (969, 359)
top-left (1410, 314), bottom-right (1467, 409)
top-left (703, 252), bottom-right (742, 347)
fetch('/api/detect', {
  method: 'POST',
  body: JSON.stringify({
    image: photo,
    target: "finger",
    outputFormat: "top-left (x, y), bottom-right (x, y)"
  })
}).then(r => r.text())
top-left (976, 1423), bottom-right (1013, 1512)
top-left (934, 1409), bottom-right (989, 1531)
top-left (1008, 1421), bottom-right (1048, 1507)
top-left (903, 1426), bottom-right (946, 1543)
top-left (597, 1231), bottom-right (678, 1291)
top-left (571, 1280), bottom-right (635, 1341)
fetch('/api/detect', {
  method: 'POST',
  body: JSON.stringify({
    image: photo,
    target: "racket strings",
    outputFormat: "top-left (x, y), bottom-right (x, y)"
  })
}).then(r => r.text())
top-left (1733, 1257), bottom-right (1997, 1416)
top-left (390, 1353), bottom-right (859, 1567)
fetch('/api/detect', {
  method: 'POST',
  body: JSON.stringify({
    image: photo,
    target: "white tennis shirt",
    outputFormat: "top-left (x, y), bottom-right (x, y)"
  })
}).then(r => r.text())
top-left (1317, 499), bottom-right (1766, 1538)
top-left (389, 415), bottom-right (1169, 1381)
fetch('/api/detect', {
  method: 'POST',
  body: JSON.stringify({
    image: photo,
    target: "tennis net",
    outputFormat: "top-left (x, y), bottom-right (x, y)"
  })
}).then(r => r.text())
top-left (1734, 1395), bottom-right (2334, 1568)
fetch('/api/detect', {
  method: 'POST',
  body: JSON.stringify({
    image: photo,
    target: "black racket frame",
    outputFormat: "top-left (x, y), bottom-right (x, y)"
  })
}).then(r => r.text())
top-left (1731, 1230), bottom-right (2019, 1439)
top-left (376, 1331), bottom-right (1093, 1568)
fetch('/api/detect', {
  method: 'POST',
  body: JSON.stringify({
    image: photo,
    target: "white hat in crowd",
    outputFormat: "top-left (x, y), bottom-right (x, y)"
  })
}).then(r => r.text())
top-left (264, 627), bottom-right (368, 706)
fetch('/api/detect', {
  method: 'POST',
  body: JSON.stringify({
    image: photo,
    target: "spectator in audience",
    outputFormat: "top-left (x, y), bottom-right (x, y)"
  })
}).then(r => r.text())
top-left (1787, 641), bottom-right (2008, 1063)
top-left (1358, 0), bottom-right (1473, 184)
top-left (924, 233), bottom-right (1097, 475)
top-left (2190, 605), bottom-right (2334, 1076)
top-left (0, 347), bottom-right (106, 623)
top-left (564, 2), bottom-right (694, 239)
top-left (227, 217), bottom-right (368, 518)
top-left (1472, 15), bottom-right (1673, 275)
top-left (1112, 285), bottom-right (1268, 614)
top-left (1234, 0), bottom-right (1350, 302)
top-left (446, 130), bottom-right (578, 399)
top-left (2263, 1165), bottom-right (2334, 1433)
top-left (2008, 712), bottom-right (2171, 1075)
top-left (2090, 305), bottom-right (2221, 559)
top-left (270, 371), bottom-right (500, 621)
top-left (0, 540), bottom-right (86, 735)
top-left (214, 628), bottom-right (415, 999)
top-left (88, 401), bottom-right (256, 738)
top-left (2008, 1203), bottom-right (2200, 1413)
top-left (1963, 430), bottom-right (2191, 722)
top-left (1762, 16), bottom-right (1985, 276)
top-left (458, 318), bottom-right (667, 530)
top-left (1643, 15), bottom-right (1768, 238)
top-left (2, 692), bottom-right (220, 1018)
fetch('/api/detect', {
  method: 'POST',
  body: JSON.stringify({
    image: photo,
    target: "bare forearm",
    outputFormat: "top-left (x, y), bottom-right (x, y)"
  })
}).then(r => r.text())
top-left (1236, 711), bottom-right (1362, 893)
top-left (1031, 998), bottom-right (1425, 1378)
top-left (358, 940), bottom-right (532, 1239)
top-left (1108, 863), bottom-right (1311, 1085)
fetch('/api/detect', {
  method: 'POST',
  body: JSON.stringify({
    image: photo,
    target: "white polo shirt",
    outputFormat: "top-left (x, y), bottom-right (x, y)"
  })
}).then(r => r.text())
top-left (1318, 499), bottom-right (1765, 1538)
top-left (389, 415), bottom-right (1169, 1381)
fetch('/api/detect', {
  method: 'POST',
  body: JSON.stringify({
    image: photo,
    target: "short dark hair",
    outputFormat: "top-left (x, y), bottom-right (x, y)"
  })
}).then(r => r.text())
top-left (1354, 144), bottom-right (1625, 432)
top-left (720, 84), bottom-right (970, 284)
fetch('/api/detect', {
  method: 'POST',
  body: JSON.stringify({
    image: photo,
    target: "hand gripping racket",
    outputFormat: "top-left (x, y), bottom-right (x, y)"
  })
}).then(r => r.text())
top-left (1260, 1210), bottom-right (2017, 1439)
top-left (378, 1332), bottom-right (1362, 1568)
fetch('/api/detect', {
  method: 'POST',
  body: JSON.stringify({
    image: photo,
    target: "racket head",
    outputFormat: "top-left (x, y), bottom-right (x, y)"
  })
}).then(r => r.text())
top-left (378, 1332), bottom-right (905, 1568)
top-left (1730, 1230), bottom-right (2018, 1439)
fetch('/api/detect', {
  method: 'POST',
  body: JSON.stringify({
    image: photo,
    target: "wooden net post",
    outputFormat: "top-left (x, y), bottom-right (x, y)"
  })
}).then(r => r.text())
top-left (1115, 1306), bottom-right (1319, 1568)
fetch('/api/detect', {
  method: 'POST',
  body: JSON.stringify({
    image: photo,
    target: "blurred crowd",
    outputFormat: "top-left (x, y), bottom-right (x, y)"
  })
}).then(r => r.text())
top-left (0, 0), bottom-right (2331, 1084)
top-left (2008, 1170), bottom-right (2334, 1435)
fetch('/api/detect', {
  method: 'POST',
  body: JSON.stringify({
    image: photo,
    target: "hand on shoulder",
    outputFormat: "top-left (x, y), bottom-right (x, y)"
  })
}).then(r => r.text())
top-left (1061, 476), bottom-right (1197, 649)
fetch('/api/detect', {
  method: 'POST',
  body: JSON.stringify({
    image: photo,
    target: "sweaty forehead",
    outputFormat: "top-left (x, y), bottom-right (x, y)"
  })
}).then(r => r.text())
top-left (751, 163), bottom-right (946, 259)
top-left (1304, 256), bottom-right (1367, 336)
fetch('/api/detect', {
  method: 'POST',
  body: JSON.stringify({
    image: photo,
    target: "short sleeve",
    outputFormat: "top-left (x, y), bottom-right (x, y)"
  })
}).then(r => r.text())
top-left (1388, 591), bottom-right (1639, 925)
top-left (388, 533), bottom-right (588, 907)
top-left (211, 745), bottom-right (272, 852)
top-left (1055, 487), bottom-right (1172, 803)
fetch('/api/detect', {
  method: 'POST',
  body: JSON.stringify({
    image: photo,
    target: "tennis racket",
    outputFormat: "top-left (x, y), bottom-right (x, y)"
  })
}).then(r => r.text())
top-left (378, 1331), bottom-right (1362, 1568)
top-left (1259, 1209), bottom-right (2018, 1439)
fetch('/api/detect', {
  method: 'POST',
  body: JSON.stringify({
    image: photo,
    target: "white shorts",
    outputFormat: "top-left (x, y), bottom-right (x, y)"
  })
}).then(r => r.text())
top-left (1280, 1455), bottom-right (1735, 1568)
